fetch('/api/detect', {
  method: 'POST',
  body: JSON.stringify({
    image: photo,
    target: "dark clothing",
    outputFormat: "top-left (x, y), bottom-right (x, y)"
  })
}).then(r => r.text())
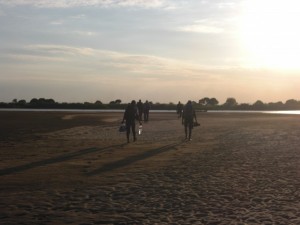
top-left (125, 121), bottom-right (136, 141)
top-left (183, 103), bottom-right (195, 123)
top-left (137, 101), bottom-right (144, 121)
top-left (182, 102), bottom-right (197, 140)
top-left (176, 102), bottom-right (183, 118)
top-left (123, 103), bottom-right (139, 142)
top-left (123, 104), bottom-right (138, 123)
top-left (143, 101), bottom-right (150, 121)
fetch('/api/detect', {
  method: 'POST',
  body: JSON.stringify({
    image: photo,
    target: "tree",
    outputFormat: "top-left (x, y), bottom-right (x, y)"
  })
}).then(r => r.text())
top-left (45, 98), bottom-right (55, 104)
top-left (208, 98), bottom-right (219, 106)
top-left (115, 99), bottom-right (122, 104)
top-left (199, 97), bottom-right (219, 106)
top-left (239, 103), bottom-right (251, 110)
top-left (95, 100), bottom-right (103, 105)
top-left (253, 100), bottom-right (265, 109)
top-left (285, 99), bottom-right (298, 107)
top-left (224, 98), bottom-right (238, 107)
top-left (17, 99), bottom-right (27, 106)
top-left (268, 101), bottom-right (284, 110)
top-left (199, 97), bottom-right (210, 105)
top-left (38, 98), bottom-right (46, 103)
top-left (30, 98), bottom-right (38, 104)
top-left (109, 99), bottom-right (122, 104)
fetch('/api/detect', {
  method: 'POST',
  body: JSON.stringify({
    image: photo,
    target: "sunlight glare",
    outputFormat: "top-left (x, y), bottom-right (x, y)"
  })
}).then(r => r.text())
top-left (239, 0), bottom-right (300, 69)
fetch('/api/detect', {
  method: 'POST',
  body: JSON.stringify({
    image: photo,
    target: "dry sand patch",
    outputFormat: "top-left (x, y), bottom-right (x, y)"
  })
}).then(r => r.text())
top-left (0, 112), bottom-right (299, 224)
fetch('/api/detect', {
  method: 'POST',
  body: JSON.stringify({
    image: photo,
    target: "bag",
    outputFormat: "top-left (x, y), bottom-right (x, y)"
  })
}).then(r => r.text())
top-left (193, 122), bottom-right (200, 127)
top-left (119, 123), bottom-right (126, 132)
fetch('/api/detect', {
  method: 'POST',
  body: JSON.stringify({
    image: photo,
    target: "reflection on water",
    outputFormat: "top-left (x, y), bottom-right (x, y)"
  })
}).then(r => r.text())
top-left (208, 110), bottom-right (300, 115)
top-left (0, 108), bottom-right (124, 113)
top-left (264, 110), bottom-right (300, 115)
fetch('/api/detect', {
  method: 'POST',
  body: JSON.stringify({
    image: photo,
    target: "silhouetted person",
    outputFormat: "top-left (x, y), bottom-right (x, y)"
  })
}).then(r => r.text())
top-left (182, 100), bottom-right (197, 141)
top-left (122, 100), bottom-right (141, 143)
top-left (137, 99), bottom-right (144, 121)
top-left (176, 101), bottom-right (183, 118)
top-left (143, 100), bottom-right (151, 122)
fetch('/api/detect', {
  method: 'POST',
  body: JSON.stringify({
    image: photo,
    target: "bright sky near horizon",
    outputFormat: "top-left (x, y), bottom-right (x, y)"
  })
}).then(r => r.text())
top-left (1, 0), bottom-right (300, 104)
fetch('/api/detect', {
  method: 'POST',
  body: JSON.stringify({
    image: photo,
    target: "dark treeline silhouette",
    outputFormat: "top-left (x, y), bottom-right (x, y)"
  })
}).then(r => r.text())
top-left (1, 97), bottom-right (300, 111)
top-left (195, 97), bottom-right (300, 111)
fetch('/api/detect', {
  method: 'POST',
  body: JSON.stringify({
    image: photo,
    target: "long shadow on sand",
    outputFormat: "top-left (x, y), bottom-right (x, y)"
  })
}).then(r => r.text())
top-left (87, 141), bottom-right (184, 176)
top-left (0, 144), bottom-right (126, 176)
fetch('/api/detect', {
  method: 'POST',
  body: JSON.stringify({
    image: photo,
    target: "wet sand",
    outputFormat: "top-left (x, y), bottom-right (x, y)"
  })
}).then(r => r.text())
top-left (0, 111), bottom-right (299, 224)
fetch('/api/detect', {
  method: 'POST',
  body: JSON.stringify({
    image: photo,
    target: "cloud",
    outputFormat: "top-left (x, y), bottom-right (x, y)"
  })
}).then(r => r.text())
top-left (1, 45), bottom-right (96, 64)
top-left (217, 2), bottom-right (238, 9)
top-left (2, 44), bottom-right (224, 82)
top-left (72, 31), bottom-right (98, 36)
top-left (49, 20), bottom-right (64, 25)
top-left (178, 23), bottom-right (224, 34)
top-left (0, 0), bottom-right (170, 8)
top-left (177, 18), bottom-right (225, 34)
top-left (25, 45), bottom-right (96, 56)
top-left (70, 14), bottom-right (86, 19)
top-left (2, 44), bottom-right (299, 104)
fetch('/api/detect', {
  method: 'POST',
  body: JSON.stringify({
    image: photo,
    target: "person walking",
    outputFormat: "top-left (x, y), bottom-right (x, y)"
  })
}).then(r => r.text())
top-left (137, 99), bottom-right (144, 121)
top-left (182, 100), bottom-right (197, 141)
top-left (143, 100), bottom-right (151, 122)
top-left (176, 101), bottom-right (183, 118)
top-left (122, 100), bottom-right (141, 143)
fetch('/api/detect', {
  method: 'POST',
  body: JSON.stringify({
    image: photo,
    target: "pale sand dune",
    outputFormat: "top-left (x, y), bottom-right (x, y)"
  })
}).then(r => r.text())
top-left (0, 112), bottom-right (299, 224)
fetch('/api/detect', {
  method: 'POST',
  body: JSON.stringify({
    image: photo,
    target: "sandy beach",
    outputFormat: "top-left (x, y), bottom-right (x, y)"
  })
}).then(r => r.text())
top-left (0, 111), bottom-right (299, 224)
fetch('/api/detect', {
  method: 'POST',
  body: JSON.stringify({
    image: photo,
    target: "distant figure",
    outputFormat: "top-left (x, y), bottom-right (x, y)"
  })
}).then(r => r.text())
top-left (182, 100), bottom-right (197, 141)
top-left (122, 100), bottom-right (141, 143)
top-left (176, 101), bottom-right (183, 118)
top-left (137, 99), bottom-right (144, 121)
top-left (143, 100), bottom-right (151, 122)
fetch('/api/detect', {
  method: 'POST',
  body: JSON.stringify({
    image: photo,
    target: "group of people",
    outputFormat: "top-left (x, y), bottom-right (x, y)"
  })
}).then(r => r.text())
top-left (122, 99), bottom-right (151, 143)
top-left (122, 100), bottom-right (198, 143)
top-left (137, 99), bottom-right (151, 122)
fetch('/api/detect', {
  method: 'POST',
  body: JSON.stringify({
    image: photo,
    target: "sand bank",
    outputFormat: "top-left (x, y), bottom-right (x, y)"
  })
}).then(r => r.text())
top-left (0, 111), bottom-right (299, 224)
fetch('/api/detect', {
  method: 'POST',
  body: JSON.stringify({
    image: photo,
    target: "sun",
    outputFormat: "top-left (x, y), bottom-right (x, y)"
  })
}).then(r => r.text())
top-left (239, 0), bottom-right (300, 69)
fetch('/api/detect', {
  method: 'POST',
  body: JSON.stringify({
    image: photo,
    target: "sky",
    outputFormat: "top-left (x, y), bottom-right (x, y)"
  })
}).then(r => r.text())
top-left (1, 0), bottom-right (300, 104)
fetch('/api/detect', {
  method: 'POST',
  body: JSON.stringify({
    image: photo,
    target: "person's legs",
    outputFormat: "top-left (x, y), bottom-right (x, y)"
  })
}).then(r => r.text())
top-left (126, 122), bottom-right (131, 143)
top-left (132, 122), bottom-right (136, 141)
top-left (185, 118), bottom-right (194, 140)
top-left (188, 122), bottom-right (193, 140)
top-left (184, 121), bottom-right (188, 139)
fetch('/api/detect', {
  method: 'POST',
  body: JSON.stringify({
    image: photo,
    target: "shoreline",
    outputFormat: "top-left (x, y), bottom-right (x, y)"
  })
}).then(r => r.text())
top-left (1, 108), bottom-right (300, 115)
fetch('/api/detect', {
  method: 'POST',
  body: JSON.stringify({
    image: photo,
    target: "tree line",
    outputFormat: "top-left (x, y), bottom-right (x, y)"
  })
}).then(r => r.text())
top-left (197, 97), bottom-right (300, 110)
top-left (1, 97), bottom-right (300, 110)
